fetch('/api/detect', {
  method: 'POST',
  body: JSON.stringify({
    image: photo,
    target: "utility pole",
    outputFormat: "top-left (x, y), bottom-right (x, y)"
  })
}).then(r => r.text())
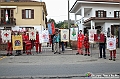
top-left (68, 0), bottom-right (70, 29)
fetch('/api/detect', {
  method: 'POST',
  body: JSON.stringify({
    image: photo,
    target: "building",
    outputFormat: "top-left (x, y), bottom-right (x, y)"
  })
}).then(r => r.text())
top-left (70, 0), bottom-right (120, 36)
top-left (0, 0), bottom-right (47, 31)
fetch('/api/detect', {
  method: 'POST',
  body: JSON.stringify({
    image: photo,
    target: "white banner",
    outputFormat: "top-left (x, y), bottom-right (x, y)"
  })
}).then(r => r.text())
top-left (29, 29), bottom-right (36, 40)
top-left (41, 30), bottom-right (49, 43)
top-left (61, 29), bottom-right (69, 42)
top-left (1, 30), bottom-right (11, 43)
top-left (70, 28), bottom-right (78, 41)
top-left (89, 29), bottom-right (97, 43)
top-left (107, 38), bottom-right (116, 50)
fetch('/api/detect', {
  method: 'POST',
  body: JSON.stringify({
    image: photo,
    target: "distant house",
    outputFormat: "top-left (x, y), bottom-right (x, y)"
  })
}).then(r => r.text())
top-left (0, 0), bottom-right (47, 31)
top-left (70, 0), bottom-right (120, 36)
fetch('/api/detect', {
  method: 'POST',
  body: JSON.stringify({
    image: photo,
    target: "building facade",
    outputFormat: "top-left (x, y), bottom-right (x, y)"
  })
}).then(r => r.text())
top-left (70, 0), bottom-right (120, 37)
top-left (0, 0), bottom-right (47, 31)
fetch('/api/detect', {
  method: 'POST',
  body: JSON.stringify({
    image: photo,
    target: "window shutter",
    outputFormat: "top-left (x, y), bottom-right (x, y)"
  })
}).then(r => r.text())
top-left (114, 11), bottom-right (116, 18)
top-left (111, 25), bottom-right (114, 35)
top-left (11, 9), bottom-right (13, 17)
top-left (103, 11), bottom-right (106, 17)
top-left (22, 9), bottom-right (25, 19)
top-left (31, 9), bottom-right (34, 19)
top-left (1, 9), bottom-right (5, 18)
top-left (96, 11), bottom-right (98, 17)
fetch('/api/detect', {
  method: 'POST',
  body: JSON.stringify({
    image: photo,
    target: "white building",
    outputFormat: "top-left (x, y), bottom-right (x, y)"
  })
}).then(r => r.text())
top-left (70, 0), bottom-right (120, 37)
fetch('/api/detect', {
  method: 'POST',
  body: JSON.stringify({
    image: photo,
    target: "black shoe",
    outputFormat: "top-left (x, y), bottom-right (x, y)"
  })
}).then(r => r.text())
top-left (99, 57), bottom-right (102, 58)
top-left (52, 50), bottom-right (54, 52)
top-left (59, 53), bottom-right (61, 54)
top-left (109, 57), bottom-right (112, 60)
top-left (6, 53), bottom-right (9, 56)
top-left (113, 58), bottom-right (116, 61)
top-left (54, 52), bottom-right (56, 54)
top-left (88, 54), bottom-right (90, 56)
top-left (76, 53), bottom-right (79, 55)
top-left (84, 54), bottom-right (87, 56)
top-left (104, 57), bottom-right (106, 59)
top-left (81, 53), bottom-right (83, 55)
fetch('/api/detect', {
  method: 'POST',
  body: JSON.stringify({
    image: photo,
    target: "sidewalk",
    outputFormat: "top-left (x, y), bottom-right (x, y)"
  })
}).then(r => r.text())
top-left (0, 46), bottom-right (120, 63)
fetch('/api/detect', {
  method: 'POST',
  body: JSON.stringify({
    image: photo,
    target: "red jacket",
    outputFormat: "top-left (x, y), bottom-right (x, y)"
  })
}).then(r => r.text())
top-left (77, 34), bottom-right (84, 48)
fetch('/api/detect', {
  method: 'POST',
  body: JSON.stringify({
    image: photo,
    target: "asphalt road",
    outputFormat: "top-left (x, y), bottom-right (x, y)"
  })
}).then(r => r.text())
top-left (0, 61), bottom-right (120, 79)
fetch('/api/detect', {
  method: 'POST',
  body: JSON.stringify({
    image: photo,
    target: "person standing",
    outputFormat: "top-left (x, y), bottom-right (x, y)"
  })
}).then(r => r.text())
top-left (53, 32), bottom-right (60, 54)
top-left (84, 33), bottom-right (90, 56)
top-left (109, 35), bottom-right (117, 61)
top-left (51, 34), bottom-right (55, 52)
top-left (59, 30), bottom-right (65, 53)
top-left (99, 32), bottom-right (106, 59)
top-left (76, 30), bottom-right (84, 55)
top-left (35, 31), bottom-right (39, 53)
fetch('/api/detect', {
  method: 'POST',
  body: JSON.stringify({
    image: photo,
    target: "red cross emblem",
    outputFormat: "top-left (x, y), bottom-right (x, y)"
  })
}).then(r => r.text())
top-left (109, 41), bottom-right (114, 47)
top-left (31, 32), bottom-right (34, 36)
top-left (4, 33), bottom-right (9, 37)
top-left (90, 35), bottom-right (93, 38)
top-left (43, 34), bottom-right (46, 38)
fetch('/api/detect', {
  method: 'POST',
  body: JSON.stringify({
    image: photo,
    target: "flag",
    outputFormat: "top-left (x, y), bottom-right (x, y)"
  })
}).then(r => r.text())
top-left (47, 23), bottom-right (52, 34)
top-left (51, 22), bottom-right (55, 34)
top-left (6, 10), bottom-right (8, 22)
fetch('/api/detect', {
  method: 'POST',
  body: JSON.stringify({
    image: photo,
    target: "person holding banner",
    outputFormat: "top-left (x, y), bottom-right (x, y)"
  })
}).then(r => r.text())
top-left (84, 33), bottom-right (90, 56)
top-left (109, 35), bottom-right (117, 61)
top-left (76, 30), bottom-right (84, 55)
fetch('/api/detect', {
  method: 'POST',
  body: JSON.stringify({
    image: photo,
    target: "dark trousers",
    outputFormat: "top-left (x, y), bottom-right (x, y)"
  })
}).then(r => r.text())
top-left (99, 45), bottom-right (106, 58)
top-left (61, 42), bottom-right (65, 51)
top-left (52, 42), bottom-right (54, 51)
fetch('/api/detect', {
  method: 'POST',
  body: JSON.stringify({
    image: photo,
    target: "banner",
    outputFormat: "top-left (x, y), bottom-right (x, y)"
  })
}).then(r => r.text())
top-left (41, 30), bottom-right (49, 43)
top-left (47, 23), bottom-right (52, 34)
top-left (12, 35), bottom-right (23, 50)
top-left (61, 29), bottom-right (69, 42)
top-left (89, 29), bottom-right (97, 43)
top-left (29, 29), bottom-right (36, 40)
top-left (70, 28), bottom-right (78, 41)
top-left (94, 34), bottom-right (105, 43)
top-left (1, 30), bottom-right (11, 43)
top-left (107, 38), bottom-right (116, 50)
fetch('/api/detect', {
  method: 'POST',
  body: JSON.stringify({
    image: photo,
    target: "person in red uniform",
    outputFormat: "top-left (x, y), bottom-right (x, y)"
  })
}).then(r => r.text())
top-left (109, 35), bottom-right (117, 61)
top-left (84, 33), bottom-right (90, 56)
top-left (7, 40), bottom-right (12, 56)
top-left (22, 32), bottom-right (29, 54)
top-left (76, 30), bottom-right (84, 55)
top-left (35, 31), bottom-right (39, 53)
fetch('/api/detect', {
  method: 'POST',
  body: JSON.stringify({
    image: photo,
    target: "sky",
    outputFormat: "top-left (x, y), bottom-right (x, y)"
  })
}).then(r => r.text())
top-left (42, 0), bottom-right (76, 23)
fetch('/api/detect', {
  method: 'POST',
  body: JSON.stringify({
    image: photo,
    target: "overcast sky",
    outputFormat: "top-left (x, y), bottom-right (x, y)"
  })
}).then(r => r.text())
top-left (42, 0), bottom-right (76, 23)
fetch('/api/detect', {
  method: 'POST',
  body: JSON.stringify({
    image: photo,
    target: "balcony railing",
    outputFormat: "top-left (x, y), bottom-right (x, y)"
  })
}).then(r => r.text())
top-left (0, 18), bottom-right (16, 26)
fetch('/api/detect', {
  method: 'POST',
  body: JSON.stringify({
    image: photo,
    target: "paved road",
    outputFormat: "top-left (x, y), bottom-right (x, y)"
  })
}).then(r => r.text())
top-left (0, 55), bottom-right (120, 79)
top-left (0, 47), bottom-right (120, 79)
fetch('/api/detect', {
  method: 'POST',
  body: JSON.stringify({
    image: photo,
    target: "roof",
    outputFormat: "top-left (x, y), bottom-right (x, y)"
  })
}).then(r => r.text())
top-left (70, 0), bottom-right (120, 13)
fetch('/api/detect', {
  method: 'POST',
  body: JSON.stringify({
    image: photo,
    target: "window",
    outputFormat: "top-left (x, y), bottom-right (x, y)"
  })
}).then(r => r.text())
top-left (43, 11), bottom-right (44, 21)
top-left (114, 11), bottom-right (120, 18)
top-left (96, 10), bottom-right (106, 17)
top-left (22, 9), bottom-right (34, 19)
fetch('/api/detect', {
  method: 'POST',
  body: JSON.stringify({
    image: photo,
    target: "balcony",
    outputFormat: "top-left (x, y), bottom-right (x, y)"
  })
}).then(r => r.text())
top-left (0, 18), bottom-right (16, 26)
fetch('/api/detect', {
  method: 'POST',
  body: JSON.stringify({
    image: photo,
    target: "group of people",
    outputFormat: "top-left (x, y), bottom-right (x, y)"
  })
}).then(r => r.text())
top-left (7, 31), bottom-right (41, 56)
top-left (76, 30), bottom-right (117, 61)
